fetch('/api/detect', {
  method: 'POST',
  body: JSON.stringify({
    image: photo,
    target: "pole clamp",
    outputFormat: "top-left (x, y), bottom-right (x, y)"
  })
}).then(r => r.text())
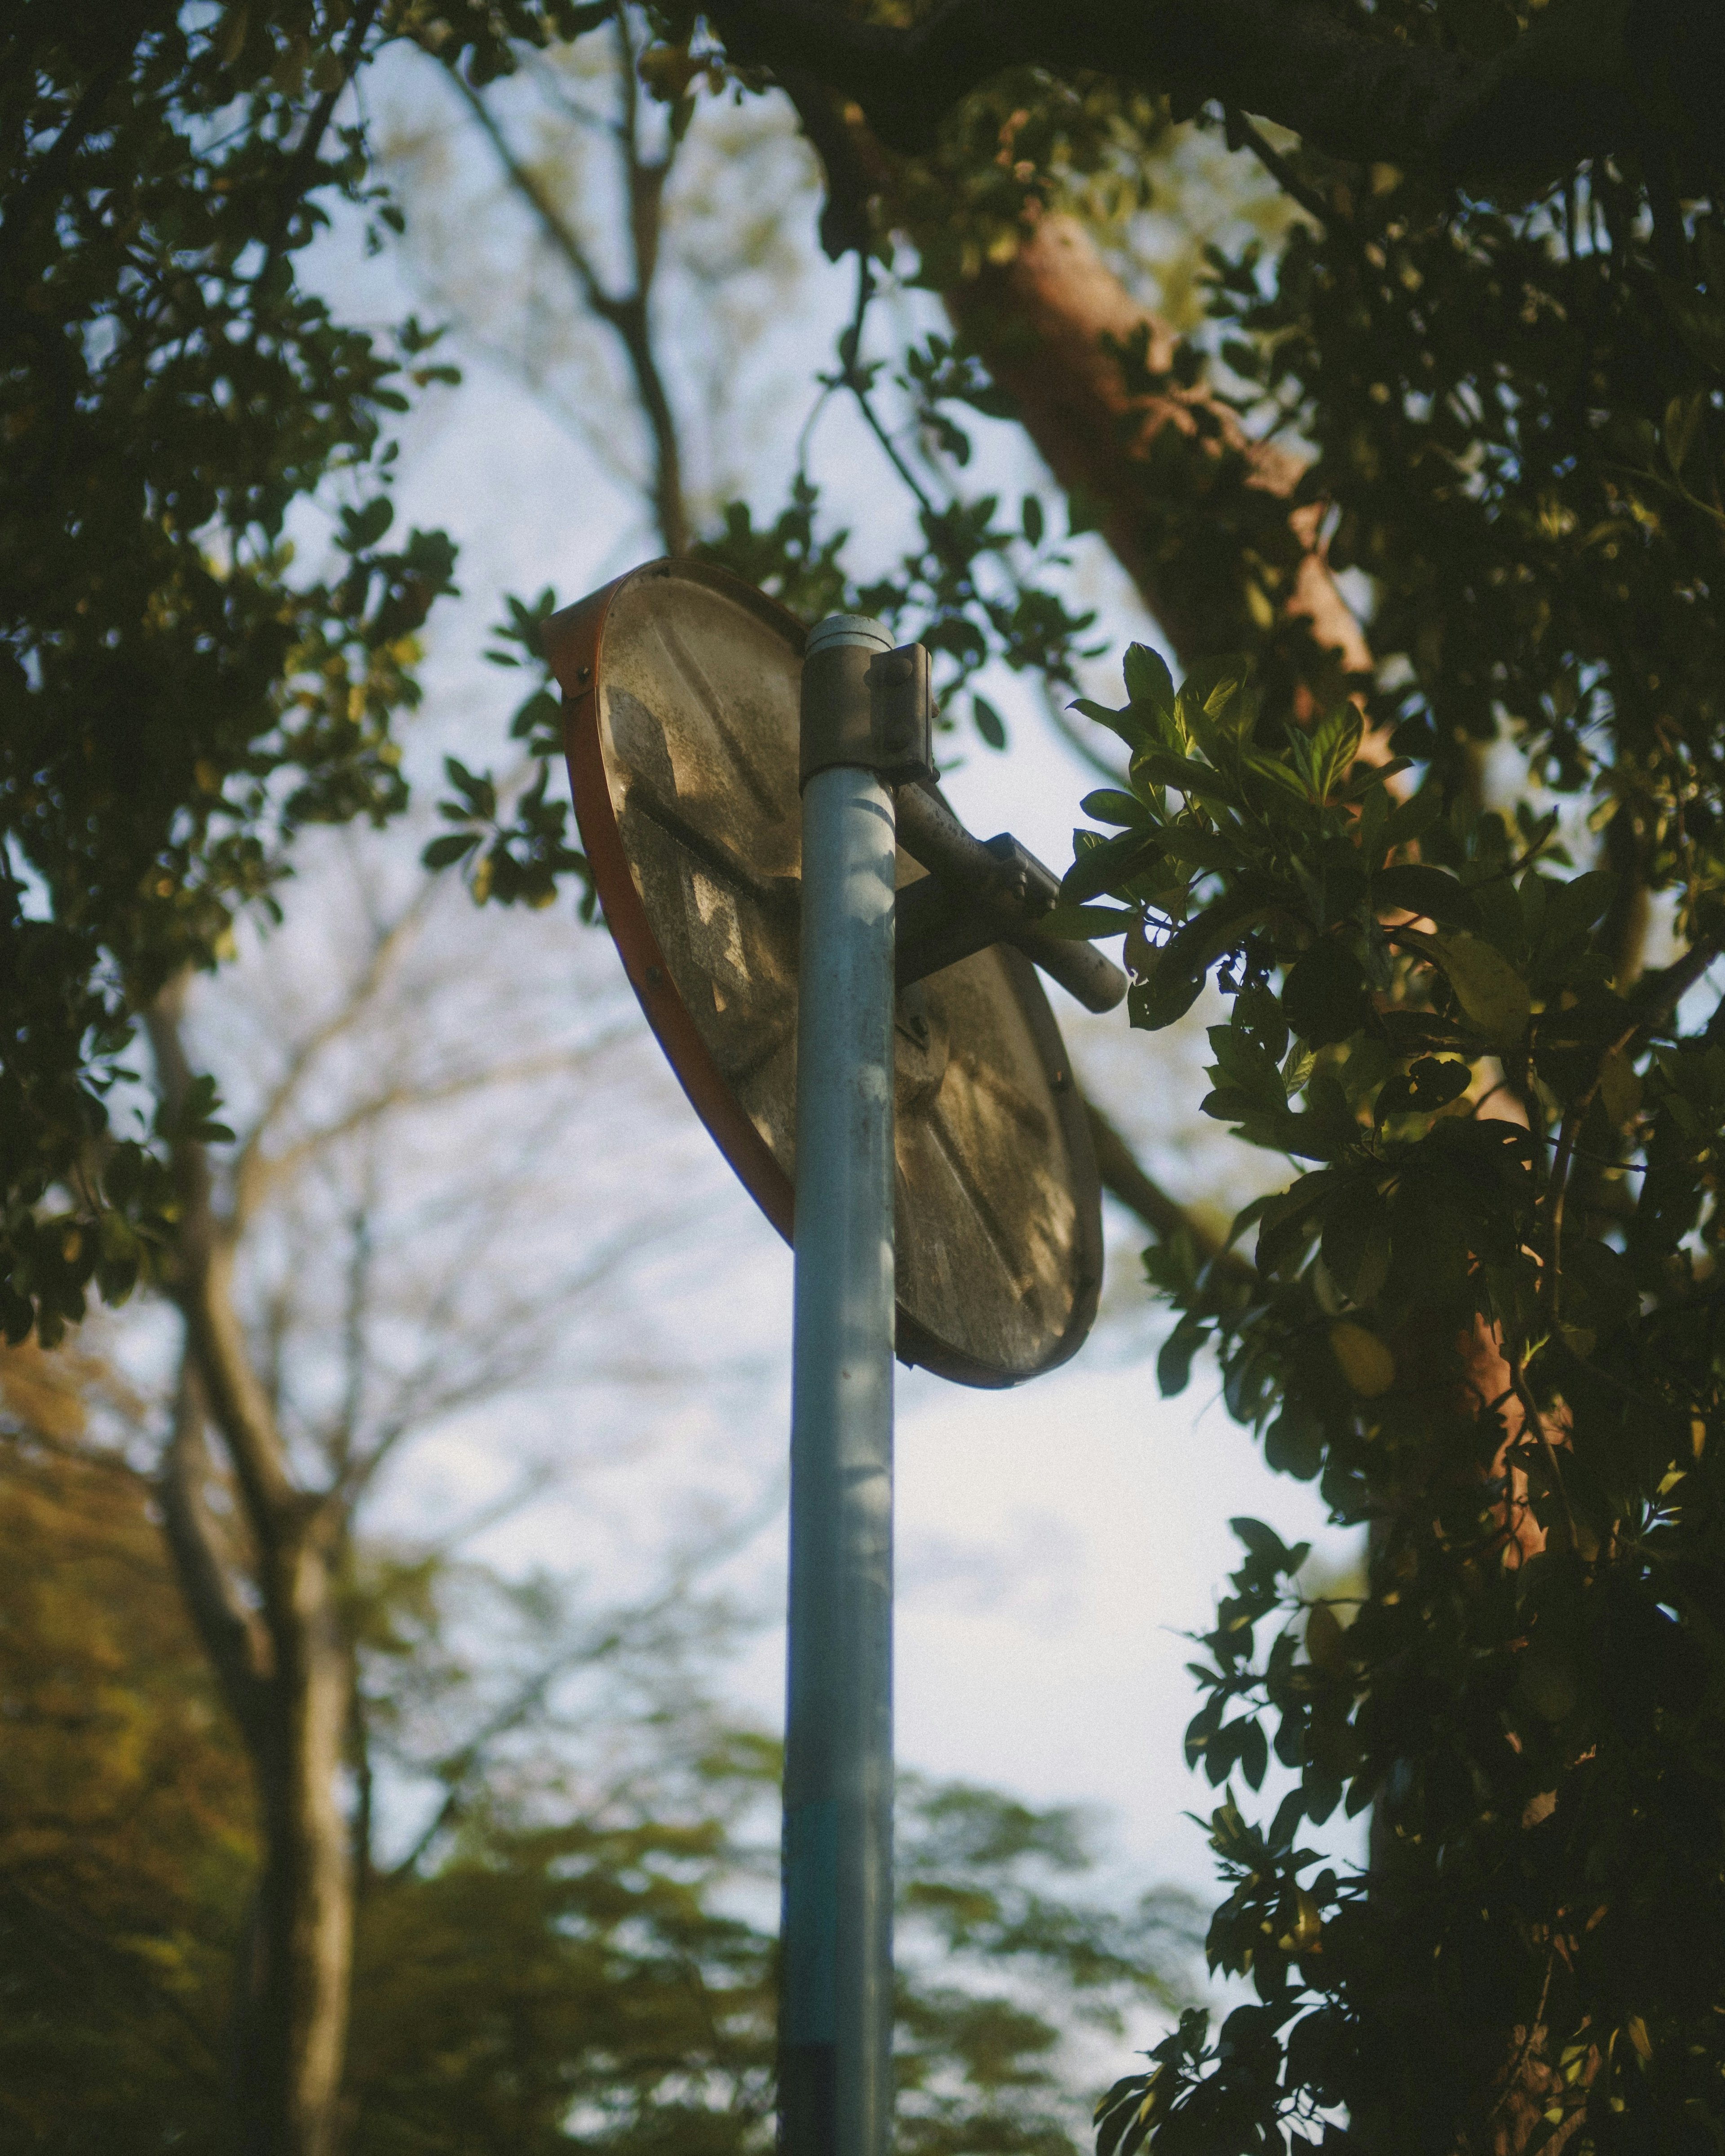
top-left (800, 623), bottom-right (933, 789)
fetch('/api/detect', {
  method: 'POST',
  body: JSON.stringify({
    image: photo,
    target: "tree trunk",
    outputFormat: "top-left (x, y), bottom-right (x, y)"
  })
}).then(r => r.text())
top-left (231, 1509), bottom-right (354, 2156)
top-left (149, 985), bottom-right (356, 2156)
top-left (938, 208), bottom-right (1372, 707)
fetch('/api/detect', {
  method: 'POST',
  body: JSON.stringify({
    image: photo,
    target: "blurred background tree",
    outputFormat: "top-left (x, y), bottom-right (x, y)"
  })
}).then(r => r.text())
top-left (0, 1338), bottom-right (1196, 2156)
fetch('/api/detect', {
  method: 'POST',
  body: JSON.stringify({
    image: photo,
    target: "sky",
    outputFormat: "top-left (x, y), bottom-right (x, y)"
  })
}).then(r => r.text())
top-left (277, 44), bottom-right (1367, 1919)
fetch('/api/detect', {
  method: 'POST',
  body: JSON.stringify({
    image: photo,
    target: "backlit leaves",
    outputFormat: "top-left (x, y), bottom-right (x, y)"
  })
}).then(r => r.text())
top-left (1067, 632), bottom-right (1725, 2148)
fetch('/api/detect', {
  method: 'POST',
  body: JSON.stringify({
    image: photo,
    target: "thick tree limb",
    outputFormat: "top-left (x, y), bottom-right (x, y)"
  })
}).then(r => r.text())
top-left (708, 0), bottom-right (1650, 181)
top-left (158, 1363), bottom-right (275, 1743)
top-left (942, 211), bottom-right (1372, 705)
top-left (1083, 1096), bottom-right (1255, 1283)
top-left (145, 976), bottom-right (354, 2156)
top-left (774, 64), bottom-right (876, 257)
top-left (146, 981), bottom-right (302, 1543)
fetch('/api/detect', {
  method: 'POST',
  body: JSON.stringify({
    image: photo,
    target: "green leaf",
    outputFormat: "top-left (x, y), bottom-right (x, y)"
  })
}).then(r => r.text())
top-left (1429, 932), bottom-right (1532, 1043)
top-left (1373, 863), bottom-right (1481, 929)
top-left (1153, 825), bottom-right (1237, 874)
top-left (1377, 1055), bottom-right (1472, 1118)
top-left (1321, 1186), bottom-right (1391, 1303)
top-left (1384, 785), bottom-right (1445, 848)
top-left (1231, 1516), bottom-right (1296, 1568)
top-left (1178, 655), bottom-right (1251, 730)
top-left (1158, 1320), bottom-right (1205, 1397)
top-left (423, 832), bottom-right (481, 870)
top-left (1129, 966), bottom-right (1206, 1032)
top-left (1255, 1176), bottom-right (1333, 1276)
top-left (1080, 788), bottom-right (1150, 828)
top-left (1202, 1083), bottom-right (1270, 1125)
top-left (1062, 828), bottom-right (1162, 903)
top-left (973, 693), bottom-right (1007, 749)
top-left (1309, 704), bottom-right (1364, 802)
top-left (510, 688), bottom-right (561, 741)
top-left (1242, 748), bottom-right (1316, 804)
top-left (1265, 1409), bottom-right (1324, 1480)
top-left (1134, 749), bottom-right (1239, 812)
top-left (1542, 867), bottom-right (1615, 946)
top-left (1665, 390), bottom-right (1706, 476)
top-left (442, 756), bottom-right (497, 818)
top-left (1021, 492), bottom-right (1044, 546)
top-left (1283, 940), bottom-right (1370, 1047)
top-left (1335, 755), bottom-right (1413, 802)
top-left (1330, 1320), bottom-right (1395, 1396)
top-left (341, 495), bottom-right (394, 551)
top-left (1069, 697), bottom-right (1150, 752)
top-left (1038, 901), bottom-right (1134, 939)
top-left (1208, 1022), bottom-right (1287, 1103)
top-left (1123, 641), bottom-right (1176, 719)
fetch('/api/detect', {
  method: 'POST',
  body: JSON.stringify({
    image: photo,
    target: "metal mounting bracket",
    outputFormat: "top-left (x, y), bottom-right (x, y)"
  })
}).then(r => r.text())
top-left (893, 784), bottom-right (1128, 1015)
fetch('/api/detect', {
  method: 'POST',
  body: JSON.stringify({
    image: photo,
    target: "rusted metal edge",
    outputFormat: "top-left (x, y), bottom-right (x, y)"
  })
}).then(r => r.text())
top-left (547, 561), bottom-right (801, 1254)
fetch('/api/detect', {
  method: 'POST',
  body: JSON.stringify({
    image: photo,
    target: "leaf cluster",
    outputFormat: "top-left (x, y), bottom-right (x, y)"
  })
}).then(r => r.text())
top-left (1065, 630), bottom-right (1725, 2148)
top-left (697, 445), bottom-right (1103, 760)
top-left (1, 0), bottom-right (625, 1347)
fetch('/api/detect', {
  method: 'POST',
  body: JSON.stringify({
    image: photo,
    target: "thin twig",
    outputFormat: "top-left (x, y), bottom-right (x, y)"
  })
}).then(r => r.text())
top-left (1503, 1344), bottom-right (1576, 1550)
top-left (1222, 106), bottom-right (1338, 233)
top-left (837, 255), bottom-right (940, 520)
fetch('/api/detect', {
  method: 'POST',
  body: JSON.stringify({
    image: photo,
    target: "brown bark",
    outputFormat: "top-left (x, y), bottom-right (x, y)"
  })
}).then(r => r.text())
top-left (148, 981), bottom-right (355, 2156)
top-left (940, 208), bottom-right (1371, 715)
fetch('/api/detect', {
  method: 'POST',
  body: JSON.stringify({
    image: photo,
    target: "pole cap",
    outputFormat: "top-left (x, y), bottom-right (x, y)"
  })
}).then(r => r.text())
top-left (804, 614), bottom-right (893, 658)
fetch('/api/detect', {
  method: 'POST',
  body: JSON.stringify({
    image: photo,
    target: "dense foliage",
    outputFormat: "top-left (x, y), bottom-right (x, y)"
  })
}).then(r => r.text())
top-left (1052, 635), bottom-right (1716, 2149)
top-left (0, 1), bottom-right (623, 1348)
top-left (606, 12), bottom-right (1725, 2143)
top-left (1014, 57), bottom-right (1725, 2148)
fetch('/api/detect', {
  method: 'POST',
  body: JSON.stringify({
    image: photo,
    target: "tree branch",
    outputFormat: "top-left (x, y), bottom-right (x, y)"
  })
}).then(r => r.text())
top-left (942, 211), bottom-right (1372, 711)
top-left (240, 1032), bottom-right (635, 1216)
top-left (774, 63), bottom-right (875, 259)
top-left (1083, 1095), bottom-right (1252, 1282)
top-left (707, 0), bottom-right (1647, 182)
top-left (231, 875), bottom-right (440, 1228)
top-left (146, 978), bottom-right (302, 1544)
top-left (387, 1493), bottom-right (778, 1877)
top-left (449, 63), bottom-right (692, 552)
top-left (157, 1360), bottom-right (275, 1744)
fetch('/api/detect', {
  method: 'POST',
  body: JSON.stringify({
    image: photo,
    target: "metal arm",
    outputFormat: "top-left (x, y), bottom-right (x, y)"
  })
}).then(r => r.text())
top-left (893, 782), bottom-right (1129, 1014)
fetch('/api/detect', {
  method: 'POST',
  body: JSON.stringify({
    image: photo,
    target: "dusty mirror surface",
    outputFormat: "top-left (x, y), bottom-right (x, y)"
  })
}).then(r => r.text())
top-left (560, 560), bottom-right (1100, 1387)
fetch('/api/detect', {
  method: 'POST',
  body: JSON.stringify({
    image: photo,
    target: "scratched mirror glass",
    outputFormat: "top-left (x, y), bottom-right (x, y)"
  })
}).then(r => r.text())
top-left (595, 567), bottom-right (1092, 1382)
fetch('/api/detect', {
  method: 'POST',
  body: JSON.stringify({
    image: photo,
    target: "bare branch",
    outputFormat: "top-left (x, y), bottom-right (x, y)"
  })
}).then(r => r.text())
top-left (231, 877), bottom-right (441, 1229)
top-left (146, 978), bottom-right (301, 1539)
top-left (446, 58), bottom-right (691, 551)
top-left (334, 1206), bottom-right (687, 1503)
top-left (157, 1361), bottom-right (274, 1742)
top-left (387, 1486), bottom-right (779, 1876)
top-left (239, 1029), bottom-right (636, 1215)
top-left (1083, 1094), bottom-right (1252, 1282)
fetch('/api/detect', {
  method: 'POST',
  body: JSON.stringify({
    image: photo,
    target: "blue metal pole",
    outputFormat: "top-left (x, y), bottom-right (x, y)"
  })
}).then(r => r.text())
top-left (780, 614), bottom-right (898, 2156)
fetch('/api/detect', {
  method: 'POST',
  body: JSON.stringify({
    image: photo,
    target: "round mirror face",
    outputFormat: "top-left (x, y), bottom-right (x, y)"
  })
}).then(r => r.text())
top-left (547, 559), bottom-right (1101, 1389)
